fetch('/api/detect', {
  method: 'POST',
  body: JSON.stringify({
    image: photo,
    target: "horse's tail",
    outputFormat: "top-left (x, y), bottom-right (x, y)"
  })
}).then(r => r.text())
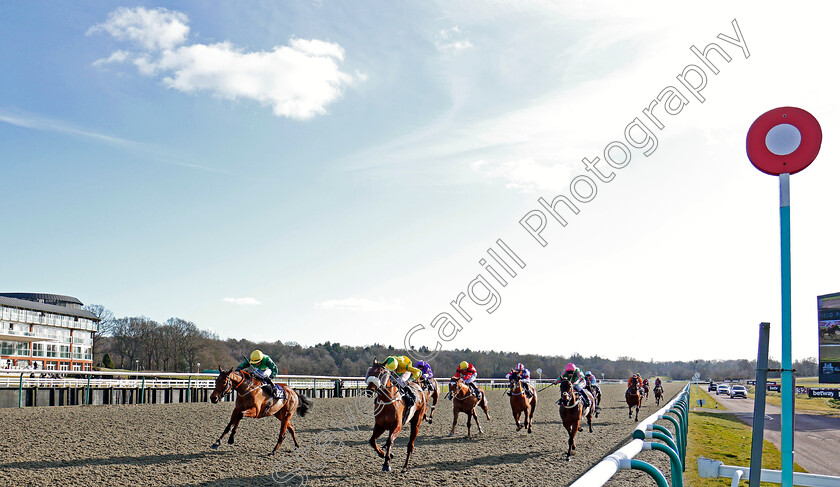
top-left (297, 394), bottom-right (313, 417)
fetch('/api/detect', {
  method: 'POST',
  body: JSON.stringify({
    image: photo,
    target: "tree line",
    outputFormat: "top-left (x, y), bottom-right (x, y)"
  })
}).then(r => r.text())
top-left (89, 306), bottom-right (819, 379)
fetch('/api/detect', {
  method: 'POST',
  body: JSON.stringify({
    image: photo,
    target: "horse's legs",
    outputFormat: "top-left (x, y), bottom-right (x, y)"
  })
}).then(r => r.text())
top-left (403, 417), bottom-right (420, 471)
top-left (287, 421), bottom-right (300, 448)
top-left (227, 409), bottom-right (245, 445)
top-left (383, 425), bottom-right (401, 472)
top-left (429, 391), bottom-right (438, 423)
top-left (466, 409), bottom-right (473, 437)
top-left (369, 423), bottom-right (387, 458)
top-left (211, 407), bottom-right (241, 448)
top-left (472, 408), bottom-right (483, 434)
top-left (482, 395), bottom-right (492, 420)
top-left (513, 405), bottom-right (522, 431)
top-left (271, 412), bottom-right (292, 454)
top-left (449, 409), bottom-right (459, 437)
top-left (586, 409), bottom-right (593, 433)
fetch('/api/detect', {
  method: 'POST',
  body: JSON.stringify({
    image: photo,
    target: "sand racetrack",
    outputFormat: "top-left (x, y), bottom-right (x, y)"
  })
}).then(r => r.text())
top-left (0, 382), bottom-right (683, 487)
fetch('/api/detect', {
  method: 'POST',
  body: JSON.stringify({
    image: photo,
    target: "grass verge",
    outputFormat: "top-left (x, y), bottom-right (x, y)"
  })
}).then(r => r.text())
top-left (686, 386), bottom-right (806, 486)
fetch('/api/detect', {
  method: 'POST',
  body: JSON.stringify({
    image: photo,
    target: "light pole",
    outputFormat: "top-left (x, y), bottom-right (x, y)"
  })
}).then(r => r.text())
top-left (536, 368), bottom-right (542, 383)
top-left (135, 359), bottom-right (139, 372)
top-left (197, 362), bottom-right (201, 373)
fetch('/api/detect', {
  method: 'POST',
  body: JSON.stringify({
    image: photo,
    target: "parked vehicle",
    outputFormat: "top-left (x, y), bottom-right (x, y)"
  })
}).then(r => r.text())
top-left (716, 384), bottom-right (730, 396)
top-left (729, 385), bottom-right (748, 398)
top-left (708, 381), bottom-right (717, 392)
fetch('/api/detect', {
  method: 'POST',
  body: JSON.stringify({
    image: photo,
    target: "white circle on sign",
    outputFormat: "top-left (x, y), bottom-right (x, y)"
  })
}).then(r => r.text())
top-left (765, 123), bottom-right (801, 156)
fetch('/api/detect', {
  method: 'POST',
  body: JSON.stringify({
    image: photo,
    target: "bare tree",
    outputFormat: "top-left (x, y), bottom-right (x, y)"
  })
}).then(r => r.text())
top-left (83, 304), bottom-right (114, 362)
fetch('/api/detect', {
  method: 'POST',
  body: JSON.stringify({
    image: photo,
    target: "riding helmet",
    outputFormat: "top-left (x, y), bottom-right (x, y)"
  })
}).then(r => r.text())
top-left (459, 361), bottom-right (469, 370)
top-left (565, 363), bottom-right (576, 373)
top-left (384, 356), bottom-right (397, 370)
top-left (250, 350), bottom-right (264, 365)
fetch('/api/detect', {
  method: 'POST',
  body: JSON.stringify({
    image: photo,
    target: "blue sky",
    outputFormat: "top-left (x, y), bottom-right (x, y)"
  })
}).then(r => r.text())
top-left (3, 1), bottom-right (840, 362)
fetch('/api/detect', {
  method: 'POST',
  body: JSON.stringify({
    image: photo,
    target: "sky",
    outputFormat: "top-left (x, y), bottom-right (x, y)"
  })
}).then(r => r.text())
top-left (2, 1), bottom-right (840, 363)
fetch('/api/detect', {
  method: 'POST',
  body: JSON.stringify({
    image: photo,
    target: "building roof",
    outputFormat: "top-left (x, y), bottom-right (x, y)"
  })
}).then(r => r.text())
top-left (0, 295), bottom-right (99, 321)
top-left (0, 293), bottom-right (83, 306)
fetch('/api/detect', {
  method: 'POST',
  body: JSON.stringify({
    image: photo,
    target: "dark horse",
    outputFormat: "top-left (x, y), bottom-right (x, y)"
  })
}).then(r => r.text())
top-left (557, 378), bottom-right (594, 461)
top-left (642, 378), bottom-right (650, 398)
top-left (364, 359), bottom-right (427, 472)
top-left (625, 377), bottom-right (643, 421)
top-left (654, 384), bottom-right (664, 406)
top-left (508, 375), bottom-right (537, 434)
top-left (585, 381), bottom-right (602, 413)
top-left (210, 367), bottom-right (312, 454)
top-left (420, 376), bottom-right (440, 424)
top-left (448, 377), bottom-right (491, 437)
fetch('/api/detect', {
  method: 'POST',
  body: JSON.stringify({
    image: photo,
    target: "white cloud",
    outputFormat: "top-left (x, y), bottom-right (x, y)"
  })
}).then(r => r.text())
top-left (89, 7), bottom-right (359, 120)
top-left (434, 26), bottom-right (473, 53)
top-left (222, 297), bottom-right (262, 306)
top-left (470, 158), bottom-right (574, 193)
top-left (316, 297), bottom-right (403, 311)
top-left (87, 7), bottom-right (190, 51)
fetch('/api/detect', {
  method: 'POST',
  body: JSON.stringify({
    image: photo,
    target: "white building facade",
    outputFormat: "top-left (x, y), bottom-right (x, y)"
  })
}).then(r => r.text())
top-left (0, 293), bottom-right (100, 371)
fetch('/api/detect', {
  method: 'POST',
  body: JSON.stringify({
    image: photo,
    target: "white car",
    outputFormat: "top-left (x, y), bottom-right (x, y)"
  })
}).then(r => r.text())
top-left (729, 385), bottom-right (748, 398)
top-left (716, 384), bottom-right (730, 396)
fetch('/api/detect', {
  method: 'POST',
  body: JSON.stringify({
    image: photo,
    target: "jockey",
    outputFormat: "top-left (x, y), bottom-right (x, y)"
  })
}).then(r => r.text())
top-left (654, 377), bottom-right (662, 388)
top-left (584, 370), bottom-right (597, 386)
top-left (384, 355), bottom-right (421, 407)
top-left (455, 361), bottom-right (482, 399)
top-left (627, 373), bottom-right (642, 394)
top-left (554, 363), bottom-right (590, 409)
top-left (415, 360), bottom-right (434, 390)
top-left (505, 362), bottom-right (534, 398)
top-left (237, 350), bottom-right (282, 399)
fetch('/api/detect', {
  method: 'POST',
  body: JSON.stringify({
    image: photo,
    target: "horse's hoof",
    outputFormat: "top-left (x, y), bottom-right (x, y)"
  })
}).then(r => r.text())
top-left (383, 464), bottom-right (391, 472)
top-left (389, 453), bottom-right (394, 459)
top-left (210, 443), bottom-right (219, 450)
top-left (448, 433), bottom-right (454, 437)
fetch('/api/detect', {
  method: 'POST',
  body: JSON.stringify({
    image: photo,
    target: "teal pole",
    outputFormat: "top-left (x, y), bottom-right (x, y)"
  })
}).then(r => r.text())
top-left (140, 377), bottom-right (145, 404)
top-left (779, 172), bottom-right (794, 487)
top-left (85, 374), bottom-right (91, 405)
top-left (629, 460), bottom-right (669, 487)
top-left (649, 442), bottom-right (683, 487)
top-left (662, 414), bottom-right (683, 460)
top-left (18, 373), bottom-right (23, 408)
top-left (652, 424), bottom-right (673, 439)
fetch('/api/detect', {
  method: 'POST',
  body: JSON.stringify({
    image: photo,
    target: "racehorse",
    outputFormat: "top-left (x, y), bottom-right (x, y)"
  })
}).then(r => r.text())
top-left (448, 376), bottom-right (491, 437)
top-left (557, 378), bottom-right (594, 461)
top-left (585, 382), bottom-right (602, 413)
top-left (508, 374), bottom-right (537, 433)
top-left (654, 384), bottom-right (664, 406)
top-left (420, 376), bottom-right (440, 424)
top-left (210, 367), bottom-right (311, 454)
top-left (642, 379), bottom-right (650, 398)
top-left (364, 359), bottom-right (427, 472)
top-left (625, 378), bottom-right (643, 421)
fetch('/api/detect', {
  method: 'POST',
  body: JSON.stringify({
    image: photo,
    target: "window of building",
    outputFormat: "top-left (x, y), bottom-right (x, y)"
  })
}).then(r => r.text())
top-left (32, 343), bottom-right (45, 357)
top-left (72, 364), bottom-right (81, 371)
top-left (59, 363), bottom-right (69, 371)
top-left (45, 362), bottom-right (56, 370)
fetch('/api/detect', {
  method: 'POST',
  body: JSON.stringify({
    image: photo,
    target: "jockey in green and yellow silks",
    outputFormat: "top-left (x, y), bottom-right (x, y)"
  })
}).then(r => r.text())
top-left (237, 350), bottom-right (282, 399)
top-left (384, 355), bottom-right (420, 407)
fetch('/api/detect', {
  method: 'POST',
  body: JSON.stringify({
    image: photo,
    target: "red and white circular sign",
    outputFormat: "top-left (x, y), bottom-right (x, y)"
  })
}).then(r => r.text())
top-left (746, 107), bottom-right (822, 175)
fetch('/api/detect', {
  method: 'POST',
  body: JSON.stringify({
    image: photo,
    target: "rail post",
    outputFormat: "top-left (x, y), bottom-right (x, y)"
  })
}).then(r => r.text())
top-left (85, 374), bottom-right (91, 405)
top-left (661, 414), bottom-right (683, 460)
top-left (140, 377), bottom-right (145, 404)
top-left (647, 442), bottom-right (683, 487)
top-left (187, 377), bottom-right (191, 403)
top-left (18, 373), bottom-right (24, 408)
top-left (622, 458), bottom-right (669, 487)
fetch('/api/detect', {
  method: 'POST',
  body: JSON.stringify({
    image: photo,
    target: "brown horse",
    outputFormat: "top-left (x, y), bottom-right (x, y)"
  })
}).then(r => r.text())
top-left (364, 360), bottom-right (426, 472)
top-left (448, 377), bottom-right (491, 437)
top-left (508, 375), bottom-right (537, 433)
top-left (585, 381), bottom-right (602, 414)
top-left (642, 378), bottom-right (650, 398)
top-left (210, 368), bottom-right (312, 454)
top-left (625, 378), bottom-right (643, 421)
top-left (654, 384), bottom-right (664, 406)
top-left (557, 378), bottom-right (594, 461)
top-left (420, 376), bottom-right (440, 424)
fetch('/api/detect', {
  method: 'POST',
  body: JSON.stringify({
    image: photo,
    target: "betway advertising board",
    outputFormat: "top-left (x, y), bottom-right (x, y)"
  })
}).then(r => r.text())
top-left (817, 293), bottom-right (840, 384)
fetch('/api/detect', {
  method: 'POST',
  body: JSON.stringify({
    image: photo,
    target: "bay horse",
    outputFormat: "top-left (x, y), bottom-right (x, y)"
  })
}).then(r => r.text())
top-left (420, 376), bottom-right (440, 424)
top-left (654, 383), bottom-right (664, 406)
top-left (625, 378), bottom-right (643, 421)
top-left (508, 375), bottom-right (537, 433)
top-left (364, 359), bottom-right (426, 472)
top-left (210, 367), bottom-right (312, 454)
top-left (448, 377), bottom-right (491, 437)
top-left (642, 378), bottom-right (650, 398)
top-left (557, 378), bottom-right (594, 461)
top-left (585, 382), bottom-right (602, 414)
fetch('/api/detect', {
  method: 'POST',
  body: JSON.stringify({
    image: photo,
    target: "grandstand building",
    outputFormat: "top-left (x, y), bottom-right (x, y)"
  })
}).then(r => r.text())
top-left (0, 293), bottom-right (100, 371)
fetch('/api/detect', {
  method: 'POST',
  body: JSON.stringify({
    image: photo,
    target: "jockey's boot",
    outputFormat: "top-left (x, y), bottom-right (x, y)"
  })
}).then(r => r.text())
top-left (469, 382), bottom-right (482, 400)
top-left (403, 387), bottom-right (415, 408)
top-left (525, 385), bottom-right (534, 398)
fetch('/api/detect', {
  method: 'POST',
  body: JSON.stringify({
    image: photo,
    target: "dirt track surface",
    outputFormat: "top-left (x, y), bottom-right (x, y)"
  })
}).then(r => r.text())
top-left (0, 383), bottom-right (683, 487)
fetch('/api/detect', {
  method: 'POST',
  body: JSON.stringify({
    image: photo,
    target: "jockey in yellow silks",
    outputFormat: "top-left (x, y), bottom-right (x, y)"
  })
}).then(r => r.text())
top-left (384, 355), bottom-right (421, 407)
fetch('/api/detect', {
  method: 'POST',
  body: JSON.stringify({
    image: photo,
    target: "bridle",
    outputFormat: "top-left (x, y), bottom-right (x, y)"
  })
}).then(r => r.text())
top-left (365, 365), bottom-right (401, 406)
top-left (557, 379), bottom-right (580, 410)
top-left (216, 370), bottom-right (260, 399)
top-left (509, 376), bottom-right (525, 396)
top-left (450, 378), bottom-right (471, 401)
